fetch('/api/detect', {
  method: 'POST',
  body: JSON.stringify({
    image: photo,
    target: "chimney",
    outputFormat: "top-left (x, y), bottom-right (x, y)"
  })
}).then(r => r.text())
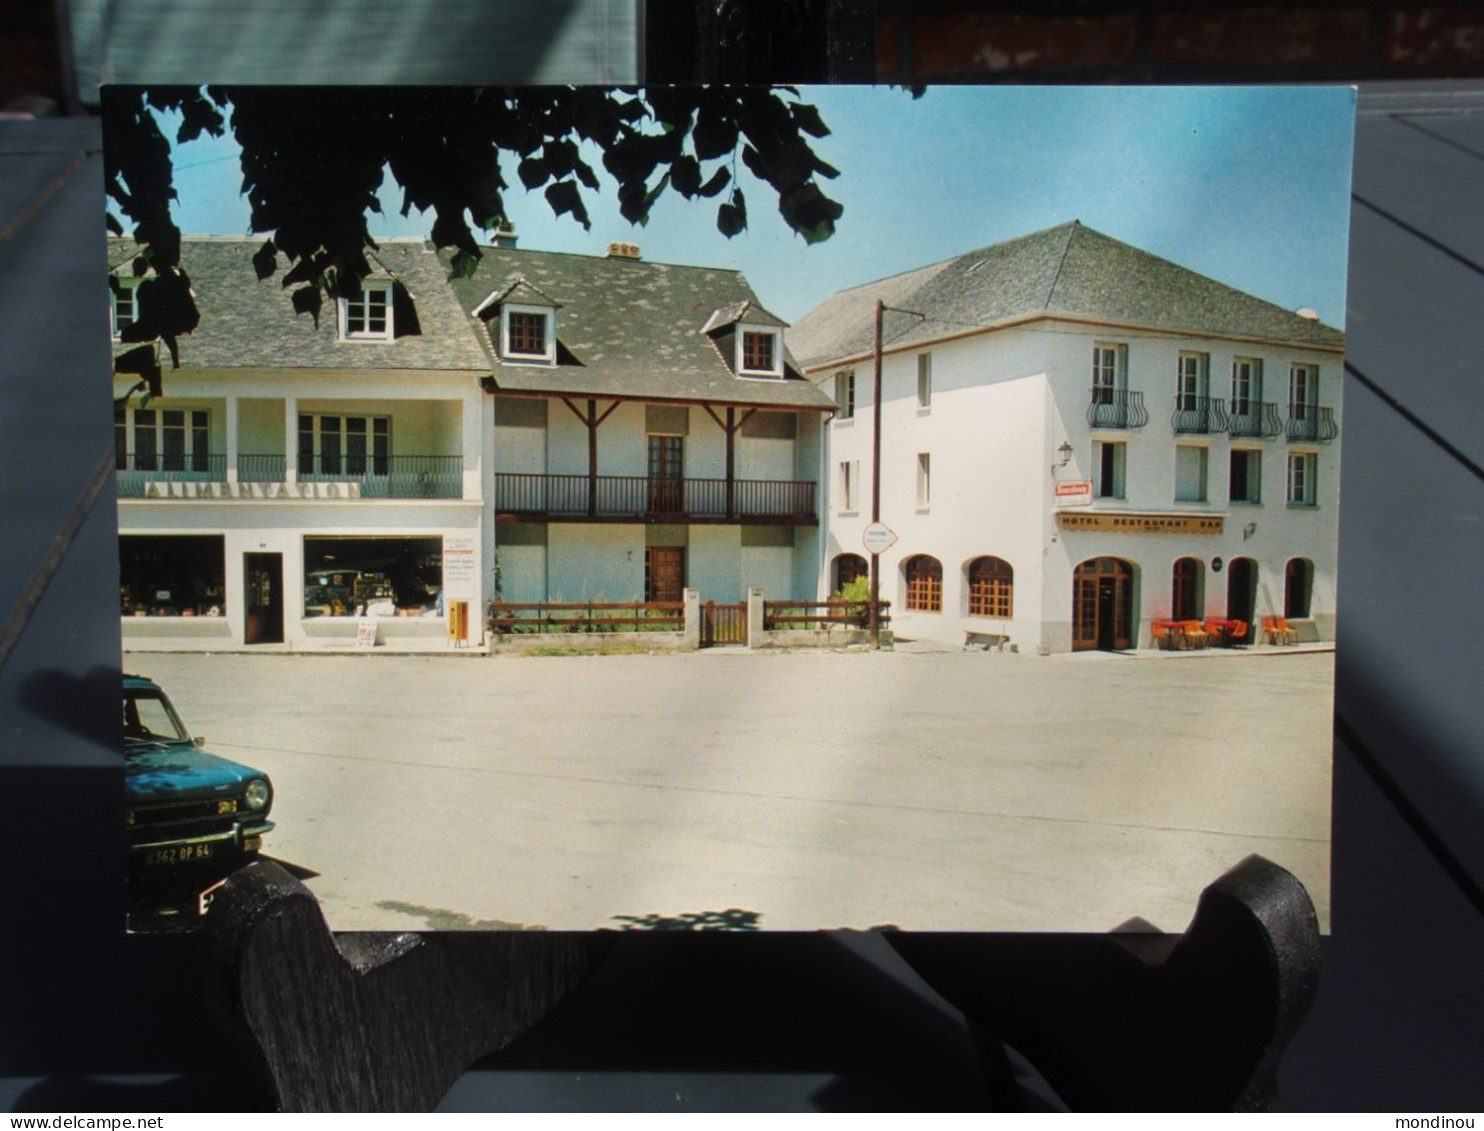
top-left (491, 224), bottom-right (517, 250)
top-left (606, 241), bottom-right (641, 260)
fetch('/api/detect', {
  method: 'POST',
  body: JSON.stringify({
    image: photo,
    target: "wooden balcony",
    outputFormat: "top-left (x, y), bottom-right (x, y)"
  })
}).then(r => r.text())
top-left (117, 453), bottom-right (464, 499)
top-left (495, 472), bottom-right (817, 525)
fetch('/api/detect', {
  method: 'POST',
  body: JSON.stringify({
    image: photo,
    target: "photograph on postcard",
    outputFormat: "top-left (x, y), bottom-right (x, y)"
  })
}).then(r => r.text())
top-left (104, 85), bottom-right (1353, 933)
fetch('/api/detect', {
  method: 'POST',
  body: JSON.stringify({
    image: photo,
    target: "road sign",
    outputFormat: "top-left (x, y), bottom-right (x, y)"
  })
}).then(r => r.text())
top-left (862, 522), bottom-right (898, 554)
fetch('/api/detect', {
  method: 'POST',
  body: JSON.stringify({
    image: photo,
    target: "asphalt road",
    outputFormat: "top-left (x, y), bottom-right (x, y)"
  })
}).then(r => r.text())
top-left (137, 646), bottom-right (1333, 934)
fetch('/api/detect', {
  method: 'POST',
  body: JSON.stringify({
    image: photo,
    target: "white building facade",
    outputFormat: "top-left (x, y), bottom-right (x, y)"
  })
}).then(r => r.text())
top-left (113, 239), bottom-right (491, 651)
top-left (791, 223), bottom-right (1344, 653)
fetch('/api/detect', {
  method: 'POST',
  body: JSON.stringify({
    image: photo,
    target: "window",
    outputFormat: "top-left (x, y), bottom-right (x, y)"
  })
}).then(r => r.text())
top-left (1176, 352), bottom-right (1208, 409)
top-left (1094, 440), bottom-right (1126, 499)
top-left (916, 452), bottom-right (931, 508)
top-left (1287, 452), bottom-right (1317, 506)
top-left (967, 557), bottom-right (1013, 619)
top-left (737, 324), bottom-right (783, 377)
top-left (1092, 343), bottom-right (1125, 402)
top-left (838, 460), bottom-right (859, 513)
top-left (1285, 558), bottom-right (1314, 618)
top-left (917, 353), bottom-right (932, 409)
top-left (1174, 445), bottom-right (1208, 503)
top-left (111, 279), bottom-right (140, 338)
top-left (1289, 364), bottom-right (1319, 413)
top-left (508, 311), bottom-right (546, 355)
top-left (500, 303), bottom-right (556, 363)
top-left (119, 534), bottom-right (225, 617)
top-left (115, 407), bottom-right (210, 472)
top-left (340, 283), bottom-right (392, 340)
top-left (835, 370), bottom-right (855, 419)
top-left (304, 535), bottom-right (442, 616)
top-left (1231, 357), bottom-right (1263, 413)
top-left (299, 414), bottom-right (390, 477)
top-left (1230, 449), bottom-right (1261, 504)
top-left (1172, 557), bottom-right (1203, 621)
top-left (904, 555), bottom-right (943, 612)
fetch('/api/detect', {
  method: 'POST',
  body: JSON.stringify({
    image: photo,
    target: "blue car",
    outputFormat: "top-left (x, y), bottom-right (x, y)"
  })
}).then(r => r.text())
top-left (124, 674), bottom-right (275, 929)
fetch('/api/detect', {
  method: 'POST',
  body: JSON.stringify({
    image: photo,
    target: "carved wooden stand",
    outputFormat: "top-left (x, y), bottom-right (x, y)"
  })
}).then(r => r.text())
top-left (202, 854), bottom-right (1319, 1111)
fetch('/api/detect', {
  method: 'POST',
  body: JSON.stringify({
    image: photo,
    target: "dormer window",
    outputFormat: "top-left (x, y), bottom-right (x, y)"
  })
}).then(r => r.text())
top-left (736, 323), bottom-right (783, 378)
top-left (340, 283), bottom-right (393, 341)
top-left (111, 279), bottom-right (140, 339)
top-left (500, 303), bottom-right (556, 365)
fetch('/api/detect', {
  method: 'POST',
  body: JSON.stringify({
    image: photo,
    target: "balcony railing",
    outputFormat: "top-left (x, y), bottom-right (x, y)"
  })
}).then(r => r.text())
top-left (1087, 388), bottom-right (1148, 429)
top-left (495, 473), bottom-right (816, 522)
top-left (1284, 403), bottom-right (1339, 442)
top-left (297, 454), bottom-right (464, 498)
top-left (118, 453), bottom-right (463, 498)
top-left (116, 453), bottom-right (225, 498)
top-left (1171, 395), bottom-right (1229, 434)
top-left (1227, 399), bottom-right (1283, 438)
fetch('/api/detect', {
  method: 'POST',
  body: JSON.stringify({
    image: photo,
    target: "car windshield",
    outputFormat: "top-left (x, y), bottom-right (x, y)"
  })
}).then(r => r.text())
top-left (123, 688), bottom-right (191, 744)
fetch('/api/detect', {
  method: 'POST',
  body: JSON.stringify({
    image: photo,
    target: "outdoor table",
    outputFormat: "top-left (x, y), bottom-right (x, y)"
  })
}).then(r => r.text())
top-left (1204, 618), bottom-right (1248, 647)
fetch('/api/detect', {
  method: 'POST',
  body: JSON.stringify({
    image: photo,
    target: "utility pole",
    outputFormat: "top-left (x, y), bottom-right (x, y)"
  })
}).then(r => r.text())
top-left (869, 298), bottom-right (883, 650)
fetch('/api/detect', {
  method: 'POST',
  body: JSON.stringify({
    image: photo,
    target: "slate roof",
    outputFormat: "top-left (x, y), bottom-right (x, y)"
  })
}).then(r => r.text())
top-left (787, 221), bottom-right (1347, 371)
top-left (443, 247), bottom-right (835, 411)
top-left (109, 237), bottom-right (491, 373)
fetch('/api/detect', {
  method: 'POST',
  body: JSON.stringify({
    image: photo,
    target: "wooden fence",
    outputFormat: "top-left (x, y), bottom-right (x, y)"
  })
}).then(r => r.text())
top-left (763, 599), bottom-right (891, 630)
top-left (486, 601), bottom-right (684, 634)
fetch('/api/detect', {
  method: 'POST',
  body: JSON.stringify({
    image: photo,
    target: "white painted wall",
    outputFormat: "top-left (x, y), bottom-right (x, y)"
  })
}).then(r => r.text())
top-left (814, 320), bottom-right (1343, 651)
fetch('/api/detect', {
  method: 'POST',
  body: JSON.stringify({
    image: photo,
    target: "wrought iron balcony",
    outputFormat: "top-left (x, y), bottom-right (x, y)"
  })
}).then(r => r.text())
top-left (495, 473), bottom-right (817, 524)
top-left (1171, 395), bottom-right (1229, 435)
top-left (1227, 399), bottom-right (1283, 438)
top-left (1087, 388), bottom-right (1148, 429)
top-left (1285, 403), bottom-right (1339, 442)
top-left (116, 452), bottom-right (225, 498)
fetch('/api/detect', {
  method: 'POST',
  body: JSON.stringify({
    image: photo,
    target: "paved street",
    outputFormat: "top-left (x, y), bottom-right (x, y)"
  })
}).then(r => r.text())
top-left (136, 647), bottom-right (1333, 934)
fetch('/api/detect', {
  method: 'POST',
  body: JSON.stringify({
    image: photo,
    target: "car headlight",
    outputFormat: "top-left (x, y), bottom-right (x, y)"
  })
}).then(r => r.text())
top-left (244, 778), bottom-right (271, 811)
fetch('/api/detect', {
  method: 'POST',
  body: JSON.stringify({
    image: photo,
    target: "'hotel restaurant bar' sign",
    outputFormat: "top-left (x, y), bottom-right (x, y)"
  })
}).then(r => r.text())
top-left (1056, 513), bottom-right (1225, 535)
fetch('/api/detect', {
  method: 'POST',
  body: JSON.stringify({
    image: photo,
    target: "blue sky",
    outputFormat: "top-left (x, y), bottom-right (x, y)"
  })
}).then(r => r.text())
top-left (166, 85), bottom-right (1356, 327)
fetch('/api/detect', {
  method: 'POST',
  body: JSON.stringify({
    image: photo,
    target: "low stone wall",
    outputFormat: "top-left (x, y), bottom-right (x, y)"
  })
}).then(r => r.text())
top-left (488, 631), bottom-right (689, 655)
top-left (749, 627), bottom-right (892, 649)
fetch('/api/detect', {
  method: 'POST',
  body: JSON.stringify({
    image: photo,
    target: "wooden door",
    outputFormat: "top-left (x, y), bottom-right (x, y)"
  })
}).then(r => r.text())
top-left (645, 546), bottom-right (686, 603)
top-left (1073, 557), bottom-right (1132, 651)
top-left (647, 434), bottom-right (683, 513)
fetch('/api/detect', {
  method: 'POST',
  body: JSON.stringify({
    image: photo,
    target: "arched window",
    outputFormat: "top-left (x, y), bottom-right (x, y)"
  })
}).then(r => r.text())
top-left (1172, 557), bottom-right (1203, 621)
top-left (1285, 558), bottom-right (1314, 618)
top-left (904, 555), bottom-right (943, 613)
top-left (967, 557), bottom-right (1013, 618)
top-left (834, 553), bottom-right (868, 591)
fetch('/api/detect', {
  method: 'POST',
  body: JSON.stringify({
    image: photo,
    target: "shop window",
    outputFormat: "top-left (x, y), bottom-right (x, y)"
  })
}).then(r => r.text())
top-left (967, 556), bottom-right (1013, 618)
top-left (119, 534), bottom-right (225, 617)
top-left (904, 554), bottom-right (942, 613)
top-left (303, 535), bottom-right (443, 617)
top-left (1285, 558), bottom-right (1314, 619)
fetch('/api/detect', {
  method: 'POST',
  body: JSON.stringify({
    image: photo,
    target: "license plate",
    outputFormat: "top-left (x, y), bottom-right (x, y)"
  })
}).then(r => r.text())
top-left (142, 841), bottom-right (216, 866)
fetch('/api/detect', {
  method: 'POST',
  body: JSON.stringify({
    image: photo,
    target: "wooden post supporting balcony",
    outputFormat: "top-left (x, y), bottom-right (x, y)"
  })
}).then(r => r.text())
top-left (560, 397), bottom-right (619, 517)
top-left (703, 404), bottom-right (755, 519)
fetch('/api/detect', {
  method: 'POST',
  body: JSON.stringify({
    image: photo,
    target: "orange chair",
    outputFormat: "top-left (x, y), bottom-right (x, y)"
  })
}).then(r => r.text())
top-left (1262, 616), bottom-right (1297, 645)
top-left (1180, 620), bottom-right (1209, 649)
